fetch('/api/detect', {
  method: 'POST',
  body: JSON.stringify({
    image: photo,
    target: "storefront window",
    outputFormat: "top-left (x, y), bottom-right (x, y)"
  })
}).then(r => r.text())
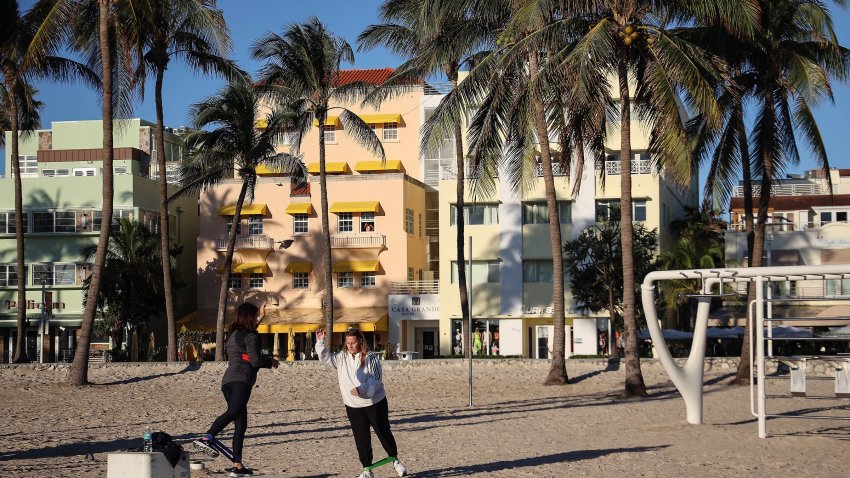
top-left (452, 319), bottom-right (501, 356)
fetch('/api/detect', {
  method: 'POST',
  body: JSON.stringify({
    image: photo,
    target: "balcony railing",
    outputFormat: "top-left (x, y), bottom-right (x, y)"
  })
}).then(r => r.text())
top-left (330, 234), bottom-right (386, 248)
top-left (604, 159), bottom-right (653, 175)
top-left (389, 280), bottom-right (439, 294)
top-left (291, 183), bottom-right (311, 196)
top-left (216, 234), bottom-right (274, 250)
top-left (733, 182), bottom-right (850, 197)
top-left (727, 220), bottom-right (849, 232)
top-left (534, 162), bottom-right (569, 177)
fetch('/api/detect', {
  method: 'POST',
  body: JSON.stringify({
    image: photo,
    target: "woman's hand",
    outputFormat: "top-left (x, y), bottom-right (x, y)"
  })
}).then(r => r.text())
top-left (350, 387), bottom-right (360, 397)
top-left (258, 302), bottom-right (266, 321)
top-left (315, 328), bottom-right (325, 341)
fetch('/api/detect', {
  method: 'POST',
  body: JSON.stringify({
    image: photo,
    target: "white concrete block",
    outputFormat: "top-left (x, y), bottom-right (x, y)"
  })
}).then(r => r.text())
top-left (106, 451), bottom-right (190, 478)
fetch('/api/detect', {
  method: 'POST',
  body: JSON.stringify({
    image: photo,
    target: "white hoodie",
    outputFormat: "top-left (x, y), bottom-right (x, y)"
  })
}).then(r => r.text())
top-left (315, 339), bottom-right (386, 408)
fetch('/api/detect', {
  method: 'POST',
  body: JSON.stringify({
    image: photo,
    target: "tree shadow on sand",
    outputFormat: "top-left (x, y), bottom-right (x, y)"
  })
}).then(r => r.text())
top-left (417, 446), bottom-right (669, 476)
top-left (569, 359), bottom-right (621, 384)
top-left (96, 362), bottom-right (202, 385)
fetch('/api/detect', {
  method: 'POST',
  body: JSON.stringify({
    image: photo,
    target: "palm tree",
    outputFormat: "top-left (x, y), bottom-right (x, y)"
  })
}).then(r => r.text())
top-left (67, 0), bottom-right (147, 385)
top-left (138, 0), bottom-right (238, 362)
top-left (691, 0), bottom-right (849, 384)
top-left (81, 218), bottom-right (169, 360)
top-left (1, 0), bottom-right (96, 363)
top-left (176, 78), bottom-right (305, 361)
top-left (501, 0), bottom-right (758, 396)
top-left (251, 18), bottom-right (385, 344)
top-left (358, 0), bottom-right (499, 367)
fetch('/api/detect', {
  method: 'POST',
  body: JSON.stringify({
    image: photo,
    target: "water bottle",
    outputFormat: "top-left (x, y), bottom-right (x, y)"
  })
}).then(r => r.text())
top-left (143, 426), bottom-right (152, 452)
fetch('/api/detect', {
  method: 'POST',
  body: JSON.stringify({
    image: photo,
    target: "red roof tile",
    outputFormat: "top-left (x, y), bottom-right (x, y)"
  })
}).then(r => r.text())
top-left (730, 194), bottom-right (850, 211)
top-left (333, 68), bottom-right (422, 87)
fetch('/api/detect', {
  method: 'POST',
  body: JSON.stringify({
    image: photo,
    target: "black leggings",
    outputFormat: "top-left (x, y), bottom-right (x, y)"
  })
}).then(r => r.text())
top-left (207, 381), bottom-right (252, 462)
top-left (345, 398), bottom-right (398, 468)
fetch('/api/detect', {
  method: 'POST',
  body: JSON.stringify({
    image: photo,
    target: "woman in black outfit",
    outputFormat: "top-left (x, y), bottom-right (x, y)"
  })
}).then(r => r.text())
top-left (194, 302), bottom-right (278, 477)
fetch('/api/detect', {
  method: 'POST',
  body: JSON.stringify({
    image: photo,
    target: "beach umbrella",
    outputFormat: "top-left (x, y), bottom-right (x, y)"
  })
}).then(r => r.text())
top-left (638, 328), bottom-right (694, 340)
top-left (706, 327), bottom-right (745, 339)
top-left (770, 326), bottom-right (815, 338)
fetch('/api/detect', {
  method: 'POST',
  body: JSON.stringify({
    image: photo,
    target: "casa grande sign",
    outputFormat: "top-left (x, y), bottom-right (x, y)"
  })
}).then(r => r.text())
top-left (388, 294), bottom-right (439, 321)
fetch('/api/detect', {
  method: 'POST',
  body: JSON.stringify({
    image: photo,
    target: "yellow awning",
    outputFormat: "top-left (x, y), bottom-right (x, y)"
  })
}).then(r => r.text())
top-left (329, 201), bottom-right (381, 213)
top-left (333, 260), bottom-right (380, 273)
top-left (284, 261), bottom-right (313, 273)
top-left (256, 164), bottom-right (286, 176)
top-left (233, 262), bottom-right (269, 274)
top-left (285, 203), bottom-right (314, 215)
top-left (217, 204), bottom-right (269, 216)
top-left (254, 118), bottom-right (268, 129)
top-left (353, 160), bottom-right (404, 173)
top-left (307, 162), bottom-right (350, 174)
top-left (312, 116), bottom-right (340, 127)
top-left (359, 114), bottom-right (402, 124)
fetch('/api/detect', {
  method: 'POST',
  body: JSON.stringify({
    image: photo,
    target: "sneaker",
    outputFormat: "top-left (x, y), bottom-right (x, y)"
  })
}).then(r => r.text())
top-left (228, 467), bottom-right (254, 477)
top-left (393, 460), bottom-right (408, 477)
top-left (356, 471), bottom-right (374, 478)
top-left (192, 438), bottom-right (219, 458)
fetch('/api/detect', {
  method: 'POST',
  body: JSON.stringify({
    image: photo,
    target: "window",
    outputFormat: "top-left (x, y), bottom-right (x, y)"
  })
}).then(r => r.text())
top-left (226, 217), bottom-right (242, 235)
top-left (1, 212), bottom-right (28, 234)
top-left (293, 214), bottom-right (308, 234)
top-left (33, 212), bottom-right (54, 233)
top-left (323, 125), bottom-right (336, 143)
top-left (383, 122), bottom-right (398, 141)
top-left (275, 130), bottom-right (295, 146)
top-left (360, 212), bottom-right (375, 232)
top-left (821, 211), bottom-right (833, 224)
top-left (15, 155), bottom-right (37, 177)
top-left (405, 209), bottom-right (414, 234)
top-left (596, 200), bottom-right (646, 222)
top-left (247, 215), bottom-right (263, 235)
top-left (0, 265), bottom-right (26, 287)
top-left (42, 168), bottom-right (70, 177)
top-left (54, 264), bottom-right (76, 285)
top-left (114, 166), bottom-right (130, 175)
top-left (73, 168), bottom-right (97, 177)
top-left (248, 273), bottom-right (264, 289)
top-left (338, 272), bottom-right (354, 288)
top-left (523, 260), bottom-right (553, 283)
top-left (228, 275), bottom-right (242, 289)
top-left (838, 211), bottom-right (848, 223)
top-left (360, 272), bottom-right (376, 288)
top-left (522, 202), bottom-right (571, 225)
top-left (92, 211), bottom-right (103, 232)
top-left (450, 260), bottom-right (500, 284)
top-left (338, 212), bottom-right (353, 232)
top-left (450, 204), bottom-right (499, 226)
top-left (418, 213), bottom-right (423, 237)
top-left (55, 212), bottom-right (76, 233)
top-left (408, 268), bottom-right (414, 281)
top-left (293, 272), bottom-right (309, 289)
top-left (32, 264), bottom-right (53, 285)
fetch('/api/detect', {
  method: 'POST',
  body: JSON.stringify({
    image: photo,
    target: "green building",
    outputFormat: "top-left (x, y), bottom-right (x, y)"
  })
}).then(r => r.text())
top-left (0, 119), bottom-right (198, 362)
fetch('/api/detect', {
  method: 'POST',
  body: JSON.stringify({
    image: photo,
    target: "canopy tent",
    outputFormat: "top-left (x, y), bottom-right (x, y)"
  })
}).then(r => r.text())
top-left (824, 325), bottom-right (850, 336)
top-left (637, 328), bottom-right (694, 341)
top-left (706, 327), bottom-right (745, 339)
top-left (770, 326), bottom-right (816, 338)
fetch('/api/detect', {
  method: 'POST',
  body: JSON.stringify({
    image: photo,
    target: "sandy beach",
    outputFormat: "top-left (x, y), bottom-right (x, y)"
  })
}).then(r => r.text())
top-left (0, 359), bottom-right (847, 477)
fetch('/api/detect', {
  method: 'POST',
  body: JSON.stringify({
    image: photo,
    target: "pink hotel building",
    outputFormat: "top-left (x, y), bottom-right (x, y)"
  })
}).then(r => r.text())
top-left (189, 69), bottom-right (432, 359)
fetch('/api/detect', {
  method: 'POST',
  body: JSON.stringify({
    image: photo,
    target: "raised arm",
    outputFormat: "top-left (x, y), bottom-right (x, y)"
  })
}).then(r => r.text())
top-left (314, 328), bottom-right (338, 369)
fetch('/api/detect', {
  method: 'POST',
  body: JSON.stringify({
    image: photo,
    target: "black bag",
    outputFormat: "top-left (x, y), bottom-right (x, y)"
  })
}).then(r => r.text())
top-left (151, 431), bottom-right (184, 468)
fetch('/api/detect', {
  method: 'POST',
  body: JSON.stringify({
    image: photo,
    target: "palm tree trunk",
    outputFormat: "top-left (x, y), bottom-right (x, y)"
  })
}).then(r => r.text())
top-left (154, 66), bottom-right (177, 362)
top-left (617, 56), bottom-right (646, 397)
top-left (318, 114), bottom-right (334, 347)
top-left (448, 68), bottom-right (470, 361)
top-left (215, 181), bottom-right (248, 361)
top-left (9, 86), bottom-right (28, 363)
top-left (69, 0), bottom-right (114, 385)
top-left (528, 52), bottom-right (568, 385)
top-left (734, 98), bottom-right (755, 385)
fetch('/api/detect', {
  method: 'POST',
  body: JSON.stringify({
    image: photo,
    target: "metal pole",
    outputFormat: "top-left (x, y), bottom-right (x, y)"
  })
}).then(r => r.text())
top-left (468, 235), bottom-right (473, 407)
top-left (39, 279), bottom-right (46, 364)
top-left (756, 276), bottom-right (767, 438)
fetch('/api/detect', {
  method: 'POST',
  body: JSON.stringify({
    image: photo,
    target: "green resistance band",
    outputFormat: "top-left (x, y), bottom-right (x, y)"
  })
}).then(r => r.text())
top-left (364, 456), bottom-right (396, 471)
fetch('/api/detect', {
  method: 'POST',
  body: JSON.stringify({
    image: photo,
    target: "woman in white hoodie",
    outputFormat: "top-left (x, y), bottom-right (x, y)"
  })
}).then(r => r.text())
top-left (315, 327), bottom-right (407, 478)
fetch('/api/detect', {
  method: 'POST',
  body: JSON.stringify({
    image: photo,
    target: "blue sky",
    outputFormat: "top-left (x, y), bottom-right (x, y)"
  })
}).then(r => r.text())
top-left (3, 0), bottom-right (850, 185)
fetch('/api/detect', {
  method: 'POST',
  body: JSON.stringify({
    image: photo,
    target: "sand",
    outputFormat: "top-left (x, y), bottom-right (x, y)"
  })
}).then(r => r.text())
top-left (0, 359), bottom-right (847, 477)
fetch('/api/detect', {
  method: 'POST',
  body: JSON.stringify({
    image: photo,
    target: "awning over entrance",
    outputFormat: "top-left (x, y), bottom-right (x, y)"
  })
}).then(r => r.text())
top-left (359, 113), bottom-right (402, 124)
top-left (233, 262), bottom-right (269, 274)
top-left (353, 160), bottom-right (404, 173)
top-left (284, 261), bottom-right (313, 273)
top-left (329, 201), bottom-right (381, 214)
top-left (307, 162), bottom-right (350, 174)
top-left (217, 204), bottom-right (269, 216)
top-left (312, 116), bottom-right (340, 127)
top-left (285, 203), bottom-right (314, 215)
top-left (333, 260), bottom-right (380, 273)
top-left (178, 308), bottom-right (388, 333)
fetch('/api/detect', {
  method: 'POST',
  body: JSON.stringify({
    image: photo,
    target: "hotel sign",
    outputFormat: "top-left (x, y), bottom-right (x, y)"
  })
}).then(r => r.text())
top-left (389, 294), bottom-right (439, 321)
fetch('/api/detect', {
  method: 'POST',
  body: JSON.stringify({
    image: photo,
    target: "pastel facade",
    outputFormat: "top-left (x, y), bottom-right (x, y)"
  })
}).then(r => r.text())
top-left (0, 119), bottom-right (198, 362)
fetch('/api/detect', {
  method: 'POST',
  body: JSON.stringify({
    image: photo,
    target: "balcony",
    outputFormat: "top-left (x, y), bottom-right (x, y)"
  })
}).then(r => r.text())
top-left (331, 234), bottom-right (386, 248)
top-left (733, 183), bottom-right (850, 197)
top-left (216, 234), bottom-right (274, 250)
top-left (604, 159), bottom-right (653, 175)
top-left (390, 280), bottom-right (439, 294)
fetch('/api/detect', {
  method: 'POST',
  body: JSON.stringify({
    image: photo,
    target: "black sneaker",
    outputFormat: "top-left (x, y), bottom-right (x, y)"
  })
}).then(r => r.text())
top-left (192, 438), bottom-right (219, 458)
top-left (228, 467), bottom-right (254, 477)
